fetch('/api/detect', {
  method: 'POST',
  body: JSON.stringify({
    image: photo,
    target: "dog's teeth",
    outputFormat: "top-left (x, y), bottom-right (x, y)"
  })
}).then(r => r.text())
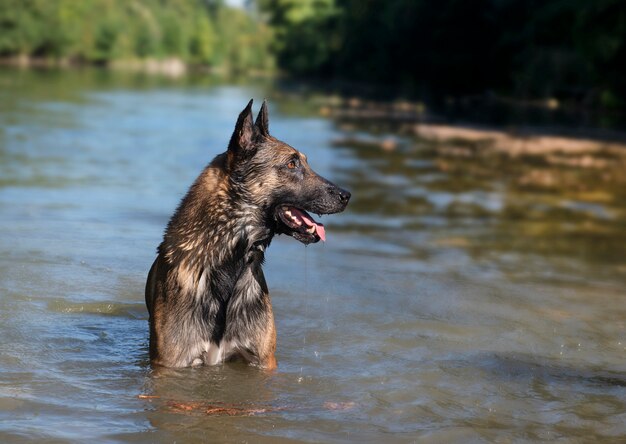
top-left (284, 210), bottom-right (292, 217)
top-left (307, 226), bottom-right (315, 234)
top-left (295, 219), bottom-right (302, 226)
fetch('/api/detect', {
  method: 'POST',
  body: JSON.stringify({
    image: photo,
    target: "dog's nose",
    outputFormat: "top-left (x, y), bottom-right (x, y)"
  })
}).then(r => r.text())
top-left (329, 186), bottom-right (351, 204)
top-left (338, 189), bottom-right (351, 204)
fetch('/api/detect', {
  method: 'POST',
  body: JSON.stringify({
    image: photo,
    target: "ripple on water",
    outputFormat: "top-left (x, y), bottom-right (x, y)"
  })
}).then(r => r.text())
top-left (46, 299), bottom-right (148, 319)
top-left (1, 69), bottom-right (626, 442)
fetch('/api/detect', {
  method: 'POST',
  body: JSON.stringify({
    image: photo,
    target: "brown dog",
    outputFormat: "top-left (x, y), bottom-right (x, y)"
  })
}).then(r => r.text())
top-left (145, 100), bottom-right (350, 368)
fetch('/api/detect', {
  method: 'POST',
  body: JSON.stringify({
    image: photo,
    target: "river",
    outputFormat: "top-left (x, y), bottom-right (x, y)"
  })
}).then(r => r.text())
top-left (0, 68), bottom-right (624, 442)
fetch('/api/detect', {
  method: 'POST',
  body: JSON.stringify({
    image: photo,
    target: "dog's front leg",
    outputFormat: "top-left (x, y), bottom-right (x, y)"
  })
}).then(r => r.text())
top-left (224, 298), bottom-right (277, 369)
top-left (225, 267), bottom-right (277, 369)
top-left (254, 303), bottom-right (277, 370)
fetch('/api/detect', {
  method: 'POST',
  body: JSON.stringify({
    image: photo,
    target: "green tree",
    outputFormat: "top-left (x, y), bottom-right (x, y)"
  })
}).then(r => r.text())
top-left (258, 0), bottom-right (338, 74)
top-left (0, 0), bottom-right (274, 72)
top-left (189, 14), bottom-right (217, 64)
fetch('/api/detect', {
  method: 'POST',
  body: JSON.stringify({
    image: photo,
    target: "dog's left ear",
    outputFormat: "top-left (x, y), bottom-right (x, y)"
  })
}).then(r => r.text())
top-left (255, 99), bottom-right (270, 137)
top-left (228, 99), bottom-right (258, 161)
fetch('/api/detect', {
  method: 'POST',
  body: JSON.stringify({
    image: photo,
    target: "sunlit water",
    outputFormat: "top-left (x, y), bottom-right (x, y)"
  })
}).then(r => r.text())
top-left (0, 69), bottom-right (624, 443)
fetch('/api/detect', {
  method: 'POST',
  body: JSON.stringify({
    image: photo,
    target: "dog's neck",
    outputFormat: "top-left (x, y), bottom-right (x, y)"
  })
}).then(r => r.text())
top-left (159, 156), bottom-right (274, 301)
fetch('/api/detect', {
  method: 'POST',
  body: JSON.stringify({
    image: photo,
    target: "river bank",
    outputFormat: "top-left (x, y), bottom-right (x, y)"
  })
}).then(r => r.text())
top-left (319, 97), bottom-right (626, 157)
top-left (0, 55), bottom-right (208, 78)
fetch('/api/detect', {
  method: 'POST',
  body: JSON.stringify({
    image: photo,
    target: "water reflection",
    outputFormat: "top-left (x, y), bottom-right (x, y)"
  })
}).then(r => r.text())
top-left (329, 116), bottom-right (626, 284)
top-left (0, 68), bottom-right (624, 442)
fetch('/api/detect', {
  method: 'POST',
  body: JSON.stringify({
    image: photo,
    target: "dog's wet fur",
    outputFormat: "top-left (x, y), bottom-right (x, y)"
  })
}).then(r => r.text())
top-left (145, 100), bottom-right (350, 368)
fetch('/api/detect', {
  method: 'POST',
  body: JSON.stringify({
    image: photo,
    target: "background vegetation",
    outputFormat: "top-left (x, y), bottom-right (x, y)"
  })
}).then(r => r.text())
top-left (259, 0), bottom-right (626, 107)
top-left (1, 0), bottom-right (624, 106)
top-left (0, 0), bottom-right (274, 72)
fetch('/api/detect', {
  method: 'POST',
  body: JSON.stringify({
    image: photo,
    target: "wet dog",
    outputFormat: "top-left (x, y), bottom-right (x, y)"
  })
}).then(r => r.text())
top-left (145, 100), bottom-right (350, 368)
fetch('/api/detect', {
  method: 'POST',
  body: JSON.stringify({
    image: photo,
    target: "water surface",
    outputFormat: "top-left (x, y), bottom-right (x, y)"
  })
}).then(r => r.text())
top-left (0, 68), bottom-right (624, 442)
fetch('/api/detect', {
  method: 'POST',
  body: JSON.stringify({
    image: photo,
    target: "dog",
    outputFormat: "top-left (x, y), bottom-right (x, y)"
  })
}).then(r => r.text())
top-left (145, 99), bottom-right (350, 368)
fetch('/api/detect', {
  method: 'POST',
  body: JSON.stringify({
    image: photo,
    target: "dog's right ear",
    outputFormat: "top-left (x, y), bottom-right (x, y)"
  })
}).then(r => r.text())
top-left (228, 99), bottom-right (257, 162)
top-left (255, 99), bottom-right (270, 137)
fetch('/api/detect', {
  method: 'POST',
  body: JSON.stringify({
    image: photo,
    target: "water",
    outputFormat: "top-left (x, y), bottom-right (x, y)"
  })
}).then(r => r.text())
top-left (0, 68), bottom-right (624, 443)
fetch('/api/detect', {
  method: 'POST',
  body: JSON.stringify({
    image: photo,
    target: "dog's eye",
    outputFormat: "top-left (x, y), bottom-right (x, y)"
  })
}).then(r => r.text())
top-left (287, 159), bottom-right (300, 169)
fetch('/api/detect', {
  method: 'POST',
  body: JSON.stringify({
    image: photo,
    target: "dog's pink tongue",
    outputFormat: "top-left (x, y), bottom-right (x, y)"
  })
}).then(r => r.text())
top-left (315, 224), bottom-right (326, 242)
top-left (298, 210), bottom-right (326, 242)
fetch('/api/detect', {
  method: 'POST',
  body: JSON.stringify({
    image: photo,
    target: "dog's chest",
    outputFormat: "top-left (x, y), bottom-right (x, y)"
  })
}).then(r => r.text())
top-left (191, 340), bottom-right (238, 366)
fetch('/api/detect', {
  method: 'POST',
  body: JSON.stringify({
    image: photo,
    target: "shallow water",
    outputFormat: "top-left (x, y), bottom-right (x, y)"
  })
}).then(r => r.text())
top-left (0, 68), bottom-right (624, 443)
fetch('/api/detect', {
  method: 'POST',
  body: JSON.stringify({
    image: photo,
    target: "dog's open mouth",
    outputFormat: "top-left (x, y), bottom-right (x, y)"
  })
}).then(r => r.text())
top-left (276, 206), bottom-right (325, 244)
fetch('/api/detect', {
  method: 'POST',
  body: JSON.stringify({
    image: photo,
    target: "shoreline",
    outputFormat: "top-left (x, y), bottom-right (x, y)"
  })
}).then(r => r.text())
top-left (332, 122), bottom-right (626, 162)
top-left (413, 123), bottom-right (626, 157)
top-left (0, 56), bottom-right (276, 78)
top-left (0, 55), bottom-right (189, 77)
top-left (2, 60), bottom-right (625, 155)
top-left (322, 99), bottom-right (626, 151)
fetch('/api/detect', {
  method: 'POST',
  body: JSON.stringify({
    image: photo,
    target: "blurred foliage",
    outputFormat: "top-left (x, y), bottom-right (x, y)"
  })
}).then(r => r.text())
top-left (257, 0), bottom-right (340, 74)
top-left (0, 0), bottom-right (274, 72)
top-left (259, 0), bottom-right (626, 106)
top-left (1, 0), bottom-right (625, 105)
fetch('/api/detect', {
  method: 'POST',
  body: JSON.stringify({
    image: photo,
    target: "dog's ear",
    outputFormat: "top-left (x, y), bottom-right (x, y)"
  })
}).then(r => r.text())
top-left (255, 99), bottom-right (270, 137)
top-left (228, 99), bottom-right (257, 160)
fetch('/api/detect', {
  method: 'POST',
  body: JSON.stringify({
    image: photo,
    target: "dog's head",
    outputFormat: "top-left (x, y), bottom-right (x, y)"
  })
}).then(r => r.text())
top-left (226, 99), bottom-right (350, 245)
